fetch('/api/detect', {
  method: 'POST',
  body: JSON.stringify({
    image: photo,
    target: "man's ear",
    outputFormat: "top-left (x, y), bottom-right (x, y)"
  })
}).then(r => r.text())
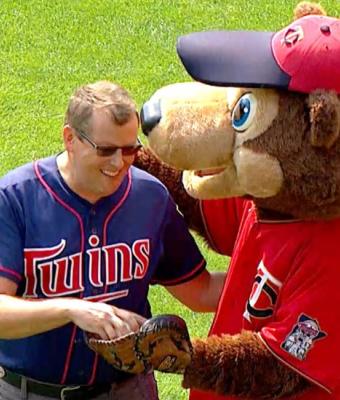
top-left (308, 90), bottom-right (340, 149)
top-left (63, 125), bottom-right (76, 152)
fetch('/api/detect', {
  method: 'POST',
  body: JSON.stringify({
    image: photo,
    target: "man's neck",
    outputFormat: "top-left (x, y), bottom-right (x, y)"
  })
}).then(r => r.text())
top-left (56, 152), bottom-right (100, 204)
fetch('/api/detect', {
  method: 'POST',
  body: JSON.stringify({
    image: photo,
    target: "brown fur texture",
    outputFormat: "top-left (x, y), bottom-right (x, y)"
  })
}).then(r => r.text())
top-left (246, 90), bottom-right (340, 220)
top-left (309, 90), bottom-right (340, 149)
top-left (183, 332), bottom-right (309, 398)
top-left (293, 1), bottom-right (326, 19)
top-left (134, 147), bottom-right (205, 236)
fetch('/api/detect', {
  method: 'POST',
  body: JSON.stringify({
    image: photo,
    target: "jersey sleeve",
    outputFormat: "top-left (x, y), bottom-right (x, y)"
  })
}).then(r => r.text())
top-left (151, 196), bottom-right (206, 286)
top-left (0, 189), bottom-right (24, 284)
top-left (200, 197), bottom-right (252, 256)
top-left (259, 246), bottom-right (340, 394)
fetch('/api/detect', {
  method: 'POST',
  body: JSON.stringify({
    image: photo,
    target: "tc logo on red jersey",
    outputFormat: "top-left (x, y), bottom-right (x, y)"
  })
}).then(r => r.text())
top-left (243, 260), bottom-right (282, 323)
top-left (282, 314), bottom-right (326, 360)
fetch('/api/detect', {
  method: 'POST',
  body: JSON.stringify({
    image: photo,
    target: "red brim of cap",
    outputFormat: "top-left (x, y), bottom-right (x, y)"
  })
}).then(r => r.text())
top-left (177, 30), bottom-right (291, 89)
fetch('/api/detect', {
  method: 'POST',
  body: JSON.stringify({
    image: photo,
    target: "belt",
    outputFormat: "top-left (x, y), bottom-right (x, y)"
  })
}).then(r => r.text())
top-left (0, 368), bottom-right (111, 399)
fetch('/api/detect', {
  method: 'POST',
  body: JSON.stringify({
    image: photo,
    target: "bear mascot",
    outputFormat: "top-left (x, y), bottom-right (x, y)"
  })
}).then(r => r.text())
top-left (133, 2), bottom-right (340, 399)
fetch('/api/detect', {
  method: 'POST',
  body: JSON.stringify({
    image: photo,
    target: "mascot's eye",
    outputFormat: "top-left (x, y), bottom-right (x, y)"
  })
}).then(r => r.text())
top-left (232, 93), bottom-right (257, 132)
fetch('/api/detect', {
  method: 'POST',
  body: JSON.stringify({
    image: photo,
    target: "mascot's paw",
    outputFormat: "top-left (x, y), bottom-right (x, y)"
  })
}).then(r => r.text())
top-left (86, 314), bottom-right (192, 374)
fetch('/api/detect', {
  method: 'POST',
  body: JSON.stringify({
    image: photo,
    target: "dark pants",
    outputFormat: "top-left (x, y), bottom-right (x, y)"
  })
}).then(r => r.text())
top-left (0, 373), bottom-right (158, 400)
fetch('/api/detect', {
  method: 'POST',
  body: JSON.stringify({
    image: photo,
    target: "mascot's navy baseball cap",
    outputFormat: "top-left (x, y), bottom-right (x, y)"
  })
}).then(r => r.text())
top-left (177, 15), bottom-right (340, 94)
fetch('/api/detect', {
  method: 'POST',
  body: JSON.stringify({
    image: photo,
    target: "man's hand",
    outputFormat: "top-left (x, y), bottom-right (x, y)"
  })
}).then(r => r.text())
top-left (65, 299), bottom-right (146, 339)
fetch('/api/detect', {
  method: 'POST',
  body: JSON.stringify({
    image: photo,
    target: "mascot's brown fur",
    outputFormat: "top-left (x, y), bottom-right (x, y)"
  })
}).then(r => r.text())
top-left (134, 2), bottom-right (340, 400)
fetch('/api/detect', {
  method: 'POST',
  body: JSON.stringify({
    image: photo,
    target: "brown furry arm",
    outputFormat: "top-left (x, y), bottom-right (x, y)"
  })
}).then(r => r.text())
top-left (183, 331), bottom-right (310, 398)
top-left (134, 147), bottom-right (206, 237)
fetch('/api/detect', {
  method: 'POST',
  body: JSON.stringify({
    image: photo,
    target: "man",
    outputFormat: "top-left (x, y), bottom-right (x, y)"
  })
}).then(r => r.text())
top-left (0, 81), bottom-right (224, 400)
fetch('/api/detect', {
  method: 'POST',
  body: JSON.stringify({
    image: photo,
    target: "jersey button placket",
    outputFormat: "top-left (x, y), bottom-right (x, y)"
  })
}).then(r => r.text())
top-left (86, 209), bottom-right (102, 299)
top-left (89, 208), bottom-right (97, 234)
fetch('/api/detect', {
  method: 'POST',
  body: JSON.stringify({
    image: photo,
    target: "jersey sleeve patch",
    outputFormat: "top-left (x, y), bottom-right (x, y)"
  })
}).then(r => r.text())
top-left (281, 314), bottom-right (326, 361)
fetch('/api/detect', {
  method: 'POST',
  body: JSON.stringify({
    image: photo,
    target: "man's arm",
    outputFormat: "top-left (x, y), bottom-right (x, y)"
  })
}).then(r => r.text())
top-left (0, 277), bottom-right (145, 340)
top-left (165, 270), bottom-right (225, 312)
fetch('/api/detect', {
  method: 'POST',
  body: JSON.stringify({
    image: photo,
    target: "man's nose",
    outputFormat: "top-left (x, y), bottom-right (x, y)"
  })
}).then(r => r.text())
top-left (140, 98), bottom-right (162, 136)
top-left (109, 150), bottom-right (124, 169)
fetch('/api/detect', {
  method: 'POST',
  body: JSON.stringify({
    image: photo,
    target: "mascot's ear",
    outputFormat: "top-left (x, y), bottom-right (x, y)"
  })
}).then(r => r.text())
top-left (294, 1), bottom-right (326, 19)
top-left (308, 90), bottom-right (340, 149)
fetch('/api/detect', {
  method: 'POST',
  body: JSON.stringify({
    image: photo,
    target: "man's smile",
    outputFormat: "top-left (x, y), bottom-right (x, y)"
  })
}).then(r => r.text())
top-left (100, 169), bottom-right (120, 178)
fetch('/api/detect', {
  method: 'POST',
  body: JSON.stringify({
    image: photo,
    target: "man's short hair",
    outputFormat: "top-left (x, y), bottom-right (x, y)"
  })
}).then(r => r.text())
top-left (64, 80), bottom-right (137, 134)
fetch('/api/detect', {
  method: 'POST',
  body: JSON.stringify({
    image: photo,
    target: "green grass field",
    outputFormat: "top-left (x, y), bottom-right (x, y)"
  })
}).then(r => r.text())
top-left (0, 0), bottom-right (339, 398)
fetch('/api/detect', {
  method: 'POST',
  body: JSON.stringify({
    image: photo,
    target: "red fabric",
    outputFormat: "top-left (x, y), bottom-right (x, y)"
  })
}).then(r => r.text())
top-left (200, 197), bottom-right (252, 256)
top-left (190, 198), bottom-right (340, 399)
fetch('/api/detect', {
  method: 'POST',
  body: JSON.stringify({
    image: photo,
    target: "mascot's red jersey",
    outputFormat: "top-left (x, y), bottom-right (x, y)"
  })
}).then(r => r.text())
top-left (190, 198), bottom-right (340, 400)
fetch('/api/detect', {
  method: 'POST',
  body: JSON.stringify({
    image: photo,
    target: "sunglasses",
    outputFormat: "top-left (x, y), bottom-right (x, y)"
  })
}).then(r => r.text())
top-left (76, 129), bottom-right (142, 157)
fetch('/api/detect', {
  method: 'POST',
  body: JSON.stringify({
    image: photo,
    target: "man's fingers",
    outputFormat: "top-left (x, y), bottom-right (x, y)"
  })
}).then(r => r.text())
top-left (95, 327), bottom-right (110, 340)
top-left (76, 302), bottom-right (146, 339)
top-left (103, 323), bottom-right (117, 340)
top-left (129, 315), bottom-right (144, 332)
top-left (134, 313), bottom-right (147, 326)
top-left (115, 307), bottom-right (146, 328)
top-left (108, 314), bottom-right (133, 337)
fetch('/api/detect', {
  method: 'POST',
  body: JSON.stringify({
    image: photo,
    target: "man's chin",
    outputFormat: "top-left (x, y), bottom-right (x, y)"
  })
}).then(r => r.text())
top-left (101, 177), bottom-right (126, 196)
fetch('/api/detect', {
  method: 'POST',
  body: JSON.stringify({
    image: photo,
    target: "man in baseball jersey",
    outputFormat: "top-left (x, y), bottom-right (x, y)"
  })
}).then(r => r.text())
top-left (0, 80), bottom-right (225, 400)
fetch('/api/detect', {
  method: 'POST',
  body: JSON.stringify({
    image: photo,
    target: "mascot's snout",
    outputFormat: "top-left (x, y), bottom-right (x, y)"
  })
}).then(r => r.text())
top-left (140, 98), bottom-right (162, 136)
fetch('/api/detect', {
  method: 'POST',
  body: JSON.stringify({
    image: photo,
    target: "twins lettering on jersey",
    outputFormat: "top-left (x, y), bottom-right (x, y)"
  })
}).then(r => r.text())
top-left (23, 235), bottom-right (150, 300)
top-left (243, 260), bottom-right (282, 323)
